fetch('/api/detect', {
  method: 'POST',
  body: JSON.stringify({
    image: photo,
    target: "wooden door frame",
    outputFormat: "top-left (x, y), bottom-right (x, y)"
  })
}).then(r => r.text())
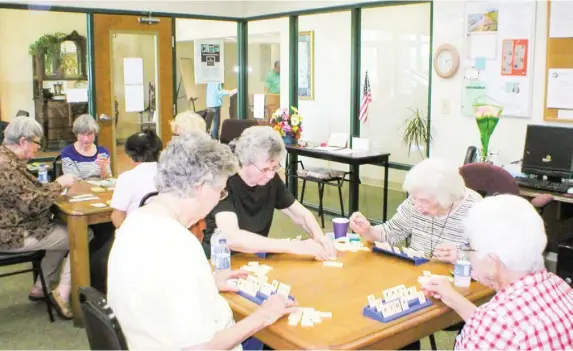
top-left (93, 14), bottom-right (173, 175)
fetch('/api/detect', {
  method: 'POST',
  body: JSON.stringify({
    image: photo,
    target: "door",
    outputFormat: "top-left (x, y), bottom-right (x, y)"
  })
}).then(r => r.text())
top-left (93, 14), bottom-right (173, 176)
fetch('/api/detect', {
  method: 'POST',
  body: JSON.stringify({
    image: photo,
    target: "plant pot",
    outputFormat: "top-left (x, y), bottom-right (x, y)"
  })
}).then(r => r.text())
top-left (282, 135), bottom-right (296, 145)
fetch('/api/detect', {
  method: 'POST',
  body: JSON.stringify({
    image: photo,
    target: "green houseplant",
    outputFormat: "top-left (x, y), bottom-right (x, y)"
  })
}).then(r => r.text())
top-left (401, 107), bottom-right (432, 157)
top-left (28, 32), bottom-right (67, 57)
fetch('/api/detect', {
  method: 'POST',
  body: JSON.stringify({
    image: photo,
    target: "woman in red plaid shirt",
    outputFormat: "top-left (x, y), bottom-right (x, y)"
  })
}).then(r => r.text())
top-left (423, 194), bottom-right (573, 350)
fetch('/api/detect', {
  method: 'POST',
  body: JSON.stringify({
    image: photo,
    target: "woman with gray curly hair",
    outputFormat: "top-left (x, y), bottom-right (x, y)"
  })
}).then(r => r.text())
top-left (107, 131), bottom-right (296, 349)
top-left (204, 125), bottom-right (336, 261)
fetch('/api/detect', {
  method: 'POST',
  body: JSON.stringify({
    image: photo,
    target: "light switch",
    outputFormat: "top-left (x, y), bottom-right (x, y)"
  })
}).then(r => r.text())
top-left (441, 99), bottom-right (451, 115)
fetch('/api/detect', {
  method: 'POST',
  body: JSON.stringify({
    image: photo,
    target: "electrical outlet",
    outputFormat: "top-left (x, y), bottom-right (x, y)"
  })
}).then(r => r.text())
top-left (441, 99), bottom-right (451, 115)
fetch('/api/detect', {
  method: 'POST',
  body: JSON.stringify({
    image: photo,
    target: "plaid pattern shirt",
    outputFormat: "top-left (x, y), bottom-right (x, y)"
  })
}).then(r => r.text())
top-left (455, 269), bottom-right (573, 350)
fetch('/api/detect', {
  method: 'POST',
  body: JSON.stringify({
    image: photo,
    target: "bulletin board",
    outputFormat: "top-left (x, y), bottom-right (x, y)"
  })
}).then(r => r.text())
top-left (461, 1), bottom-right (536, 119)
top-left (543, 0), bottom-right (573, 123)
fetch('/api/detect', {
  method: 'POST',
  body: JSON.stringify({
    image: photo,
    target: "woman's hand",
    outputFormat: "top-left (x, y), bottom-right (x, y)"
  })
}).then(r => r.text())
top-left (315, 235), bottom-right (337, 259)
top-left (254, 294), bottom-right (298, 327)
top-left (213, 270), bottom-right (248, 292)
top-left (291, 239), bottom-right (330, 261)
top-left (349, 212), bottom-right (372, 236)
top-left (56, 174), bottom-right (76, 188)
top-left (432, 243), bottom-right (458, 264)
top-left (421, 276), bottom-right (459, 307)
top-left (95, 154), bottom-right (110, 177)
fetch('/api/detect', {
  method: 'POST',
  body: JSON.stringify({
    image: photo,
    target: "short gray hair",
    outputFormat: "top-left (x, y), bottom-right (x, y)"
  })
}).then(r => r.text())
top-left (73, 114), bottom-right (99, 135)
top-left (234, 126), bottom-right (285, 166)
top-left (2, 116), bottom-right (43, 145)
top-left (403, 158), bottom-right (466, 208)
top-left (156, 131), bottom-right (238, 197)
top-left (464, 194), bottom-right (547, 272)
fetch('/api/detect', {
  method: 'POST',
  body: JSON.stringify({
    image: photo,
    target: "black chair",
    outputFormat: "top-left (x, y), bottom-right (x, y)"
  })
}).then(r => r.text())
top-left (52, 154), bottom-right (63, 179)
top-left (0, 251), bottom-right (54, 322)
top-left (0, 120), bottom-right (8, 144)
top-left (79, 286), bottom-right (128, 350)
top-left (219, 119), bottom-right (265, 144)
top-left (286, 159), bottom-right (347, 228)
top-left (139, 191), bottom-right (158, 207)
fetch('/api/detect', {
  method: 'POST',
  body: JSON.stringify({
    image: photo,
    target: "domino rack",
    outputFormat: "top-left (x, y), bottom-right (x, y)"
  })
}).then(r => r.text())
top-left (372, 246), bottom-right (429, 265)
top-left (362, 297), bottom-right (433, 323)
top-left (237, 290), bottom-right (295, 305)
top-left (255, 252), bottom-right (270, 259)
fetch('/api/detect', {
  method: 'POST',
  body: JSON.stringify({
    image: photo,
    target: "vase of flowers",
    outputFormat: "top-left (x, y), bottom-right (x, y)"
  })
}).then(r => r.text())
top-left (270, 106), bottom-right (303, 145)
top-left (474, 103), bottom-right (503, 162)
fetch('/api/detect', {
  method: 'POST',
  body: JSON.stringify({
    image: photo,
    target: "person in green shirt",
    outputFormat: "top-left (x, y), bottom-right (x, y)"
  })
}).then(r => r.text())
top-left (264, 61), bottom-right (280, 94)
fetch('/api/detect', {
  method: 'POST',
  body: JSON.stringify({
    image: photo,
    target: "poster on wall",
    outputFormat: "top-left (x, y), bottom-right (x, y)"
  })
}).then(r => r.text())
top-left (461, 0), bottom-right (536, 118)
top-left (193, 40), bottom-right (224, 84)
top-left (501, 39), bottom-right (528, 76)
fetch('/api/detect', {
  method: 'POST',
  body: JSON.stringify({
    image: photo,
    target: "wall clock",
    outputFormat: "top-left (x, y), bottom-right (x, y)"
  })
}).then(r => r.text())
top-left (433, 44), bottom-right (460, 79)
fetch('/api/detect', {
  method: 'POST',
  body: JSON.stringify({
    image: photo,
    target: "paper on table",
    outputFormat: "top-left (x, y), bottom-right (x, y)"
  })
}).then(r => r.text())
top-left (546, 69), bottom-right (573, 109)
top-left (123, 58), bottom-right (144, 85)
top-left (549, 1), bottom-right (573, 38)
top-left (253, 94), bottom-right (265, 119)
top-left (124, 85), bottom-right (145, 112)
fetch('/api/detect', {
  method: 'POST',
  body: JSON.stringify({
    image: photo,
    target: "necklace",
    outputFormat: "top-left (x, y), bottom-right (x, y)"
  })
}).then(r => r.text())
top-left (430, 204), bottom-right (454, 254)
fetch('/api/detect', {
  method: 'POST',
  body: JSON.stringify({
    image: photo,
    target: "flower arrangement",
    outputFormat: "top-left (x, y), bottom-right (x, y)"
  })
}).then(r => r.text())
top-left (474, 103), bottom-right (503, 162)
top-left (270, 106), bottom-right (303, 144)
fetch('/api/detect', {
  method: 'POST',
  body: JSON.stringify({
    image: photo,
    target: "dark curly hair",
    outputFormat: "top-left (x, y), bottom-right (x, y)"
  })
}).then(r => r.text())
top-left (124, 129), bottom-right (163, 163)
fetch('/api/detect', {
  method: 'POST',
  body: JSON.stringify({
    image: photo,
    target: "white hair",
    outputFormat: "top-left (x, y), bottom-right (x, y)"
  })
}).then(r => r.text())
top-left (73, 114), bottom-right (99, 135)
top-left (170, 111), bottom-right (206, 134)
top-left (464, 194), bottom-right (547, 272)
top-left (403, 158), bottom-right (466, 208)
top-left (234, 126), bottom-right (286, 166)
top-left (3, 116), bottom-right (43, 145)
top-left (156, 131), bottom-right (238, 198)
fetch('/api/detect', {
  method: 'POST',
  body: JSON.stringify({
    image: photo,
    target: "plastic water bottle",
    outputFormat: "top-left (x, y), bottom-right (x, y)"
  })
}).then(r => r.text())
top-left (210, 229), bottom-right (221, 266)
top-left (215, 237), bottom-right (231, 271)
top-left (454, 259), bottom-right (472, 288)
top-left (37, 165), bottom-right (49, 184)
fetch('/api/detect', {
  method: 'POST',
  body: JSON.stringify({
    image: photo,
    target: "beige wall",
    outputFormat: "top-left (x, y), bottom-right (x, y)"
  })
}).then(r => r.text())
top-left (0, 9), bottom-right (86, 121)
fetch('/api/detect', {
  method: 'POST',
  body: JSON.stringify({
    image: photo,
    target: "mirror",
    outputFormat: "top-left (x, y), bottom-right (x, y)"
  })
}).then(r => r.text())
top-left (34, 30), bottom-right (87, 81)
top-left (60, 40), bottom-right (80, 77)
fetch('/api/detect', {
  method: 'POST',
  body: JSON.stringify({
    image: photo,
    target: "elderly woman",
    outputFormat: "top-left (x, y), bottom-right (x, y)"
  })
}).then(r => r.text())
top-left (170, 110), bottom-right (207, 136)
top-left (61, 114), bottom-right (111, 179)
top-left (204, 126), bottom-right (336, 261)
top-left (0, 117), bottom-right (77, 319)
top-left (107, 131), bottom-right (296, 349)
top-left (423, 195), bottom-right (573, 350)
top-left (110, 129), bottom-right (163, 228)
top-left (350, 158), bottom-right (482, 263)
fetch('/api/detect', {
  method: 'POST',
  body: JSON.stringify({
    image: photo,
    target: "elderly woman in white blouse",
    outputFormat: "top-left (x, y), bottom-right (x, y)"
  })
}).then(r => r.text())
top-left (350, 158), bottom-right (482, 263)
top-left (107, 131), bottom-right (296, 349)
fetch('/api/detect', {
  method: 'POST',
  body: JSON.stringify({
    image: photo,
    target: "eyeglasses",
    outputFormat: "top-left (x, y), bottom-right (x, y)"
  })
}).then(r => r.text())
top-left (30, 139), bottom-right (42, 147)
top-left (253, 163), bottom-right (282, 174)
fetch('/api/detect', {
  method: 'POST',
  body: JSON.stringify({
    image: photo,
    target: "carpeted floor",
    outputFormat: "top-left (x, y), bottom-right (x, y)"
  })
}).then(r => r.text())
top-left (0, 182), bottom-right (459, 350)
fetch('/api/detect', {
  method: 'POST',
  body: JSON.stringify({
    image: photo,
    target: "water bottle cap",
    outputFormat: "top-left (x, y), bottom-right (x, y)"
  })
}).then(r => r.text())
top-left (219, 238), bottom-right (227, 244)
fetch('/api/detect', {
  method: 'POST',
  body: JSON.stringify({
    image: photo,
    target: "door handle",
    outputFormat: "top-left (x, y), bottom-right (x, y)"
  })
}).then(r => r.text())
top-left (99, 114), bottom-right (113, 122)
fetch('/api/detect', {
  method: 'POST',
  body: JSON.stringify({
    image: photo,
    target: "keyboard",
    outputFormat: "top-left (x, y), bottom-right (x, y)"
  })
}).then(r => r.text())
top-left (515, 176), bottom-right (572, 193)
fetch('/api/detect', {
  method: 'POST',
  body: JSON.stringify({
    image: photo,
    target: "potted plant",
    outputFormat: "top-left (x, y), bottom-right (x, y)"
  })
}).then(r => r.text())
top-left (401, 107), bottom-right (431, 157)
top-left (270, 106), bottom-right (303, 145)
top-left (28, 32), bottom-right (67, 57)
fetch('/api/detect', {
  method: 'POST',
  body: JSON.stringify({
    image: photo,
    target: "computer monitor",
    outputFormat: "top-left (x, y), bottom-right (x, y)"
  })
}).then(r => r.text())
top-left (521, 125), bottom-right (573, 181)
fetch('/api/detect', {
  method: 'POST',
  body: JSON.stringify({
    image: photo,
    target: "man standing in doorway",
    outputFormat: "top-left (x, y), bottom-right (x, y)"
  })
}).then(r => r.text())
top-left (264, 61), bottom-right (280, 94)
top-left (206, 83), bottom-right (237, 139)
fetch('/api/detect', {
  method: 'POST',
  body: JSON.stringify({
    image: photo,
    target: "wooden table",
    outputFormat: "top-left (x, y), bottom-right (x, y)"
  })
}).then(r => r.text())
top-left (224, 249), bottom-right (494, 350)
top-left (54, 181), bottom-right (113, 326)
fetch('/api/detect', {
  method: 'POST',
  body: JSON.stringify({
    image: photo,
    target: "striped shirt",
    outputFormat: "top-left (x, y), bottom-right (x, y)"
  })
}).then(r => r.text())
top-left (375, 188), bottom-right (482, 256)
top-left (61, 144), bottom-right (112, 179)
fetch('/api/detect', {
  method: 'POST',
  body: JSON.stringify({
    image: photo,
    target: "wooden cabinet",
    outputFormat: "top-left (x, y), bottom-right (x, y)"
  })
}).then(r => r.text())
top-left (34, 98), bottom-right (88, 150)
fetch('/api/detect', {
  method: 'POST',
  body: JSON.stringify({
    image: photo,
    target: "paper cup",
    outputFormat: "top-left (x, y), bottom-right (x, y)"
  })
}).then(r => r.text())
top-left (332, 218), bottom-right (349, 239)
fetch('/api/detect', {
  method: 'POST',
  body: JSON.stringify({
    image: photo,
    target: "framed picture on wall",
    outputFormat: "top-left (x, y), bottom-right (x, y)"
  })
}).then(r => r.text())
top-left (298, 31), bottom-right (314, 100)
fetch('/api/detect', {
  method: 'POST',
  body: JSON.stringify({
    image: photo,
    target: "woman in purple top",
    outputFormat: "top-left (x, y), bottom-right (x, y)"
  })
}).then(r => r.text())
top-left (60, 114), bottom-right (112, 179)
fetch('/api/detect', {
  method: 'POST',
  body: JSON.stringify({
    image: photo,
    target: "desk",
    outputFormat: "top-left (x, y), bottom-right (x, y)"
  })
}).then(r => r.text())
top-left (519, 187), bottom-right (573, 205)
top-left (285, 145), bottom-right (391, 221)
top-left (54, 181), bottom-right (113, 326)
top-left (224, 251), bottom-right (494, 350)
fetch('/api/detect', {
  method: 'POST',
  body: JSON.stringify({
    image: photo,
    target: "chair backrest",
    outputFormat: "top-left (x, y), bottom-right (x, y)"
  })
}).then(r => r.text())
top-left (0, 121), bottom-right (7, 144)
top-left (52, 154), bottom-right (62, 178)
top-left (459, 162), bottom-right (520, 197)
top-left (219, 119), bottom-right (265, 144)
top-left (139, 191), bottom-right (158, 207)
top-left (79, 286), bottom-right (128, 350)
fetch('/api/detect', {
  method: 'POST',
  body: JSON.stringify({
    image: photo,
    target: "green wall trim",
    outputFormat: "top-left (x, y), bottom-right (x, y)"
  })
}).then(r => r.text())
top-left (172, 18), bottom-right (178, 116)
top-left (86, 13), bottom-right (96, 119)
top-left (0, 2), bottom-right (238, 20)
top-left (237, 20), bottom-right (248, 120)
top-left (288, 16), bottom-right (298, 109)
top-left (426, 1), bottom-right (434, 158)
top-left (349, 8), bottom-right (362, 146)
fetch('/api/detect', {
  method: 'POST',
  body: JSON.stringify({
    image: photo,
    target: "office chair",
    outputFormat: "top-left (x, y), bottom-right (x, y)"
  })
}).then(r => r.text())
top-left (79, 286), bottom-right (128, 350)
top-left (219, 119), bottom-right (267, 144)
top-left (459, 162), bottom-right (553, 212)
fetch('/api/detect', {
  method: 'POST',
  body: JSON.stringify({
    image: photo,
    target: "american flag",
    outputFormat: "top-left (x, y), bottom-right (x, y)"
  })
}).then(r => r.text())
top-left (359, 70), bottom-right (372, 123)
